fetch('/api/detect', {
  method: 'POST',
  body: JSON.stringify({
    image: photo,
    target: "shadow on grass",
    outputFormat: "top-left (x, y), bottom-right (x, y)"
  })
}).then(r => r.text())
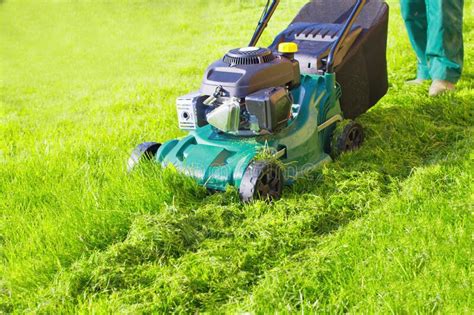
top-left (285, 92), bottom-right (470, 221)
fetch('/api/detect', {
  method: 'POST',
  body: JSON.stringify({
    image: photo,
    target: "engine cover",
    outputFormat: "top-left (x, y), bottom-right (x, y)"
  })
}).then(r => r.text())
top-left (200, 47), bottom-right (300, 98)
top-left (245, 87), bottom-right (293, 132)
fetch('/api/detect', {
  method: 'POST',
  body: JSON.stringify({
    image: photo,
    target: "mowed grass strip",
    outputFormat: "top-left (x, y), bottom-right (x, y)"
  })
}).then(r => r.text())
top-left (1, 0), bottom-right (473, 312)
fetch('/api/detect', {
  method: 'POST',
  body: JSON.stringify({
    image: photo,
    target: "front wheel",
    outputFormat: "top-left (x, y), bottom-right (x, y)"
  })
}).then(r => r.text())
top-left (239, 160), bottom-right (283, 203)
top-left (127, 142), bottom-right (161, 172)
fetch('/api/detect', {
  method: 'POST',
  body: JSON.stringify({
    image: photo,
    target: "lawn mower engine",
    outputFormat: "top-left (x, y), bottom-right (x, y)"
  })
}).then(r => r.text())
top-left (176, 46), bottom-right (300, 135)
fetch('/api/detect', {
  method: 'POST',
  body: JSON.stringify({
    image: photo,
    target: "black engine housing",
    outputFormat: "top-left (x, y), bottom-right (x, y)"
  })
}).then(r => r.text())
top-left (200, 47), bottom-right (300, 98)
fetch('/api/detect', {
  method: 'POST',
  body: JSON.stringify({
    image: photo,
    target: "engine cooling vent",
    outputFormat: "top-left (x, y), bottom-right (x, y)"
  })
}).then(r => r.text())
top-left (223, 47), bottom-right (275, 65)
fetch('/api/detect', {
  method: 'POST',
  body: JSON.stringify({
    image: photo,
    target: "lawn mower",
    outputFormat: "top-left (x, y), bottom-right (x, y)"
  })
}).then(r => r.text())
top-left (129, 0), bottom-right (389, 202)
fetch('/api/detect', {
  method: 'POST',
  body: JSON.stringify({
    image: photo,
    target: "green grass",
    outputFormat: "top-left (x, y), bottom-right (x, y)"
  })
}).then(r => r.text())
top-left (1, 0), bottom-right (473, 313)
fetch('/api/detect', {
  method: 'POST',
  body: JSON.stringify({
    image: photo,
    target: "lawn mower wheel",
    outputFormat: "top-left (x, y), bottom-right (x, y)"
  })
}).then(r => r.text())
top-left (128, 142), bottom-right (161, 172)
top-left (239, 160), bottom-right (283, 203)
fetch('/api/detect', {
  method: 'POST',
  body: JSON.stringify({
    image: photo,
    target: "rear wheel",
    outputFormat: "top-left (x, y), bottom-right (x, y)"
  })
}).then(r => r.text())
top-left (333, 121), bottom-right (364, 156)
top-left (127, 142), bottom-right (161, 172)
top-left (239, 160), bottom-right (283, 203)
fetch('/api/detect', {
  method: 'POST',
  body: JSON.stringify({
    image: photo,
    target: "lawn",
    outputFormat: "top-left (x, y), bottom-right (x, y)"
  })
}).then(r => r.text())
top-left (1, 0), bottom-right (472, 312)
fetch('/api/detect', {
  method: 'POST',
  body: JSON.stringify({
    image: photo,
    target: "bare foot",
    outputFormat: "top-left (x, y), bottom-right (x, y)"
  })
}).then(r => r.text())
top-left (429, 80), bottom-right (456, 97)
top-left (406, 78), bottom-right (429, 85)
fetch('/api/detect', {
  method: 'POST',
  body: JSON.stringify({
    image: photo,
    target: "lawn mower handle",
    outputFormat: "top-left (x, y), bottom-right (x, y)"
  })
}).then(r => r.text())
top-left (326, 0), bottom-right (367, 73)
top-left (249, 0), bottom-right (280, 47)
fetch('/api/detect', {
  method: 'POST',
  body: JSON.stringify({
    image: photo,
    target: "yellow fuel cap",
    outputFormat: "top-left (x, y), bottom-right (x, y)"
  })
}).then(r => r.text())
top-left (278, 42), bottom-right (298, 53)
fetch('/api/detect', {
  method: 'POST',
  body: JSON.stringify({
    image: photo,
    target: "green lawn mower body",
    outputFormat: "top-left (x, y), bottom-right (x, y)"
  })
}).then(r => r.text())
top-left (157, 72), bottom-right (340, 191)
top-left (129, 0), bottom-right (389, 202)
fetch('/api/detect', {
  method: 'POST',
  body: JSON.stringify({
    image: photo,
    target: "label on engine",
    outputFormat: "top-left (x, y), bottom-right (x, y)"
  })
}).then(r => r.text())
top-left (176, 94), bottom-right (199, 130)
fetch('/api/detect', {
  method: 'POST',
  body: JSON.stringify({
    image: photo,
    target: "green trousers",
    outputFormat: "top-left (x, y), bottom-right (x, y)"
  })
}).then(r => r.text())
top-left (400, 0), bottom-right (464, 83)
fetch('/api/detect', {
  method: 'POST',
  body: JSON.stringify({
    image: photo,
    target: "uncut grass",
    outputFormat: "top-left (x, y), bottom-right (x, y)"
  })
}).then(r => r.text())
top-left (1, 0), bottom-right (473, 313)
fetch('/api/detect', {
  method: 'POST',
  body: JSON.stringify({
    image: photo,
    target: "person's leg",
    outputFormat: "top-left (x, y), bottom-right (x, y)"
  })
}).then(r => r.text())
top-left (400, 0), bottom-right (430, 81)
top-left (426, 0), bottom-right (464, 84)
